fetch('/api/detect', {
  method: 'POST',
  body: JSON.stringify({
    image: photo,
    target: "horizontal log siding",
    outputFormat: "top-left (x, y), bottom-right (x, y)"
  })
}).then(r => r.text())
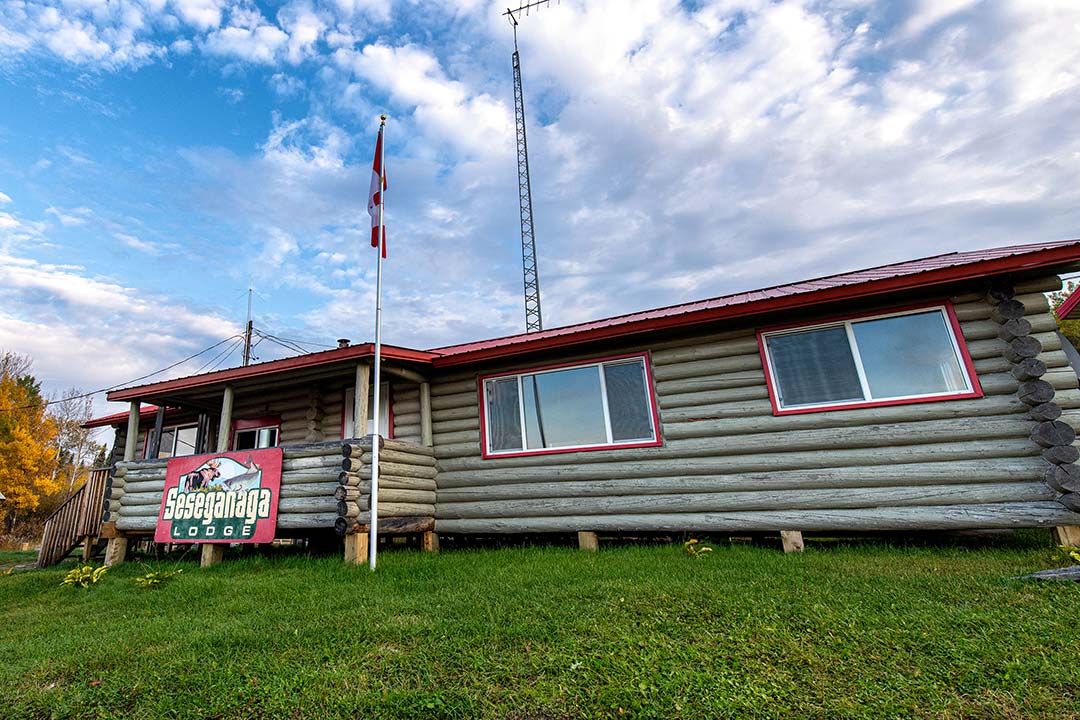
top-left (392, 383), bottom-right (422, 444)
top-left (431, 276), bottom-right (1080, 533)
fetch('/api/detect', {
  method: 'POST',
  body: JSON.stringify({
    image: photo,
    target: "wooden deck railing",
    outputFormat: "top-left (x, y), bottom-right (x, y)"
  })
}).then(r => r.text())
top-left (36, 467), bottom-right (111, 568)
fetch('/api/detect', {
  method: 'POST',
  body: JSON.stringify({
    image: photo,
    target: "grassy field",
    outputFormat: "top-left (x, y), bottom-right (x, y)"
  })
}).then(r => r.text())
top-left (1, 534), bottom-right (1079, 719)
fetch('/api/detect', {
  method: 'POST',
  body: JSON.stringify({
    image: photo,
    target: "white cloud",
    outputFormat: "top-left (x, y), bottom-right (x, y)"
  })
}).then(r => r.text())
top-left (336, 42), bottom-right (514, 157)
top-left (171, 0), bottom-right (226, 30)
top-left (203, 22), bottom-right (289, 64)
top-left (0, 192), bottom-right (11, 205)
top-left (45, 205), bottom-right (93, 226)
top-left (279, 2), bottom-right (325, 64)
top-left (0, 250), bottom-right (241, 416)
top-left (114, 232), bottom-right (173, 254)
top-left (269, 72), bottom-right (305, 96)
top-left (218, 86), bottom-right (244, 103)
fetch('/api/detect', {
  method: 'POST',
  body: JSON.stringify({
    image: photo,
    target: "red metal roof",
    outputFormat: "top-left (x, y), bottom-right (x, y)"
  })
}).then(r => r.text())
top-left (83, 405), bottom-right (163, 429)
top-left (430, 239), bottom-right (1080, 365)
top-left (1056, 284), bottom-right (1080, 320)
top-left (106, 343), bottom-right (439, 403)
top-left (90, 239), bottom-right (1080, 425)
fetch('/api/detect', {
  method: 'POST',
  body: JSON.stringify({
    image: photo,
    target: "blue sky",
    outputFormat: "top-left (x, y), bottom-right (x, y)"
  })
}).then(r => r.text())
top-left (1, 0), bottom-right (1079, 420)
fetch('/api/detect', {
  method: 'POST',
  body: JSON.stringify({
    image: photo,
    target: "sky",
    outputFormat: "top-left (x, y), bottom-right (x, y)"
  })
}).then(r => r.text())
top-left (1, 0), bottom-right (1080, 422)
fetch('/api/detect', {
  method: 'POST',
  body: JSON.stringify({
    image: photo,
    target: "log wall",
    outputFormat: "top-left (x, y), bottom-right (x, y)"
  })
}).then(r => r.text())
top-left (431, 275), bottom-right (1080, 534)
top-left (335, 436), bottom-right (437, 536)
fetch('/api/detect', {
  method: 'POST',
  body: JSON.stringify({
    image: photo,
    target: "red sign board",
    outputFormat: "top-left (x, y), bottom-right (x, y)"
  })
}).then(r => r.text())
top-left (155, 448), bottom-right (283, 544)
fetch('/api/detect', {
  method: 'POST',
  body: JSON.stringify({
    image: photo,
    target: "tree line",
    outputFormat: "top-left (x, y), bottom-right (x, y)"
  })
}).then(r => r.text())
top-left (0, 351), bottom-right (107, 541)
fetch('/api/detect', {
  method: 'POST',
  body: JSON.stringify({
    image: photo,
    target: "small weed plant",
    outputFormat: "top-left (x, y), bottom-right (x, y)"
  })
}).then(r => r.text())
top-left (1056, 545), bottom-right (1080, 565)
top-left (62, 565), bottom-right (107, 589)
top-left (135, 568), bottom-right (183, 589)
top-left (683, 538), bottom-right (713, 559)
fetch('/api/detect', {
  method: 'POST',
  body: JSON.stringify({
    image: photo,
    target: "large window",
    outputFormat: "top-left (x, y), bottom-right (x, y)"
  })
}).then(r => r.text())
top-left (758, 304), bottom-right (982, 415)
top-left (342, 383), bottom-right (391, 438)
top-left (144, 425), bottom-right (198, 459)
top-left (480, 354), bottom-right (661, 458)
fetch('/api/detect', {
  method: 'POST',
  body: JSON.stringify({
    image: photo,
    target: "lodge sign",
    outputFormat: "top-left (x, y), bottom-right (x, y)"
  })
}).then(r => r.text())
top-left (155, 448), bottom-right (282, 544)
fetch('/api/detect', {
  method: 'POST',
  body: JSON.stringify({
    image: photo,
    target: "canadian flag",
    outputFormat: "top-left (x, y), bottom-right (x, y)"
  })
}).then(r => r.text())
top-left (368, 125), bottom-right (387, 258)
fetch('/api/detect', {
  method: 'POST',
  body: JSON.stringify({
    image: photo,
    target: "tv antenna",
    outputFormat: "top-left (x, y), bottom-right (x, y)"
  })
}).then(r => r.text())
top-left (504, 0), bottom-right (557, 333)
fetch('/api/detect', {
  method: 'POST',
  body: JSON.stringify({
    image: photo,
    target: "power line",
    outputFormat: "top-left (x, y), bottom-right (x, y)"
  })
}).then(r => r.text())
top-left (254, 329), bottom-right (335, 351)
top-left (193, 336), bottom-right (245, 375)
top-left (255, 333), bottom-right (310, 357)
top-left (0, 334), bottom-right (244, 415)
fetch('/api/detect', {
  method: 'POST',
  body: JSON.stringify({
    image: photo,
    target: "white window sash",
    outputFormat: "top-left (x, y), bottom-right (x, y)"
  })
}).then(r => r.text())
top-left (762, 306), bottom-right (975, 411)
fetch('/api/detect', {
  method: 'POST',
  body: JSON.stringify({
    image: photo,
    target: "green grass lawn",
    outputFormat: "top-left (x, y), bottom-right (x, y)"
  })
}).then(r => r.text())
top-left (0, 549), bottom-right (39, 570)
top-left (1, 534), bottom-right (1079, 719)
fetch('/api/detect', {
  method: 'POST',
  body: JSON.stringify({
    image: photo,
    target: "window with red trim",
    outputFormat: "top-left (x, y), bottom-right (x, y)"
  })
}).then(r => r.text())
top-left (479, 353), bottom-right (662, 458)
top-left (231, 416), bottom-right (281, 450)
top-left (758, 303), bottom-right (983, 415)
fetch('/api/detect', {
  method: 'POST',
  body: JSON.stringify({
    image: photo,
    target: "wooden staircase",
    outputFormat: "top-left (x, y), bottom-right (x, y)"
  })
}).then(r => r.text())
top-left (36, 467), bottom-right (111, 568)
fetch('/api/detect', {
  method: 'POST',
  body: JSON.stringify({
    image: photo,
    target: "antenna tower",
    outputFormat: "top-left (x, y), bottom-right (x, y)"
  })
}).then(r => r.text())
top-left (504, 0), bottom-right (555, 333)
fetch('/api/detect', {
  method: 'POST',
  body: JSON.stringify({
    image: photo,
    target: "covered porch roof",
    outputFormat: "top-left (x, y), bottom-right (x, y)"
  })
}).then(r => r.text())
top-left (106, 343), bottom-right (437, 411)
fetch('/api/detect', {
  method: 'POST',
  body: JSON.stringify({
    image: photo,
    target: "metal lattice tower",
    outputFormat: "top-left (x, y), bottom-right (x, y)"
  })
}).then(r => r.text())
top-left (506, 1), bottom-right (554, 334)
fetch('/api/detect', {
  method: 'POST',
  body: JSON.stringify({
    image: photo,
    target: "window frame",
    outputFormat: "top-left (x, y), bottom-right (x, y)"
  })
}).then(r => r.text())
top-left (756, 300), bottom-right (983, 416)
top-left (230, 416), bottom-right (281, 451)
top-left (143, 423), bottom-right (198, 459)
top-left (478, 352), bottom-right (663, 459)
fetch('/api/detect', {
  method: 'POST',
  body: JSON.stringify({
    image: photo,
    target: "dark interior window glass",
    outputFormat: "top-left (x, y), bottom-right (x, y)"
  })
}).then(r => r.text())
top-left (485, 378), bottom-right (522, 452)
top-left (603, 361), bottom-right (654, 441)
top-left (767, 326), bottom-right (864, 407)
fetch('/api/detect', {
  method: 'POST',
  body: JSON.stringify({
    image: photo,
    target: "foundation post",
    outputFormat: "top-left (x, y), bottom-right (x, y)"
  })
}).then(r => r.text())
top-left (345, 532), bottom-right (369, 564)
top-left (421, 531), bottom-right (439, 553)
top-left (577, 531), bottom-right (599, 551)
top-left (1052, 526), bottom-right (1080, 547)
top-left (781, 531), bottom-right (805, 553)
top-left (200, 543), bottom-right (225, 568)
top-left (104, 537), bottom-right (128, 567)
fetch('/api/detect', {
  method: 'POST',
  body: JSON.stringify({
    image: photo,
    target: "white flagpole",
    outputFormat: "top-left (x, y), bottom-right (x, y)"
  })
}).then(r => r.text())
top-left (369, 114), bottom-right (387, 571)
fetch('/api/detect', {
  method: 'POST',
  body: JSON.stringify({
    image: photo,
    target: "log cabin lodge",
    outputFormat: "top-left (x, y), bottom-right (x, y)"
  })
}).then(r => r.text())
top-left (84, 239), bottom-right (1080, 565)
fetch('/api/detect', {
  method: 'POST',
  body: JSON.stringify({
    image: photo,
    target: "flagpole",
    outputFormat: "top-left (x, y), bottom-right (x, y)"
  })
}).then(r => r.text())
top-left (369, 114), bottom-right (387, 571)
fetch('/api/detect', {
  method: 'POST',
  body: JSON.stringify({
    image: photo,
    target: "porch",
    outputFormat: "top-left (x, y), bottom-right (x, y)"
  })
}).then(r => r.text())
top-left (97, 343), bottom-right (439, 566)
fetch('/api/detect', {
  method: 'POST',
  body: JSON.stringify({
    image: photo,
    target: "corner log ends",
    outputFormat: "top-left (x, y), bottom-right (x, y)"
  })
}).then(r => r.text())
top-left (987, 279), bottom-right (1080, 531)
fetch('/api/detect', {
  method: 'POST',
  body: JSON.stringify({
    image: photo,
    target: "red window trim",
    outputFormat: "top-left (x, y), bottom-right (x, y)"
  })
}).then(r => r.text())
top-left (477, 351), bottom-right (663, 460)
top-left (230, 415), bottom-right (282, 451)
top-left (339, 385), bottom-right (395, 440)
top-left (756, 300), bottom-right (984, 416)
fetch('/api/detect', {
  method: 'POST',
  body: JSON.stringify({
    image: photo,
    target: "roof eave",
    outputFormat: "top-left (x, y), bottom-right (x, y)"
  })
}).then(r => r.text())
top-left (433, 245), bottom-right (1080, 367)
top-left (106, 344), bottom-right (439, 402)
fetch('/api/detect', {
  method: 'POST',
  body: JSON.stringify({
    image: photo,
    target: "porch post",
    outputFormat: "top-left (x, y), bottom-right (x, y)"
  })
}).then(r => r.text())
top-left (354, 362), bottom-right (370, 438)
top-left (419, 381), bottom-right (433, 447)
top-left (148, 405), bottom-right (166, 459)
top-left (216, 385), bottom-right (235, 452)
top-left (123, 401), bottom-right (140, 461)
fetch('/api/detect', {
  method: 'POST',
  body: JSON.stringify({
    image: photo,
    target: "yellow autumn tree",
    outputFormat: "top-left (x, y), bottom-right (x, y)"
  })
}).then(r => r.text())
top-left (0, 352), bottom-right (60, 534)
